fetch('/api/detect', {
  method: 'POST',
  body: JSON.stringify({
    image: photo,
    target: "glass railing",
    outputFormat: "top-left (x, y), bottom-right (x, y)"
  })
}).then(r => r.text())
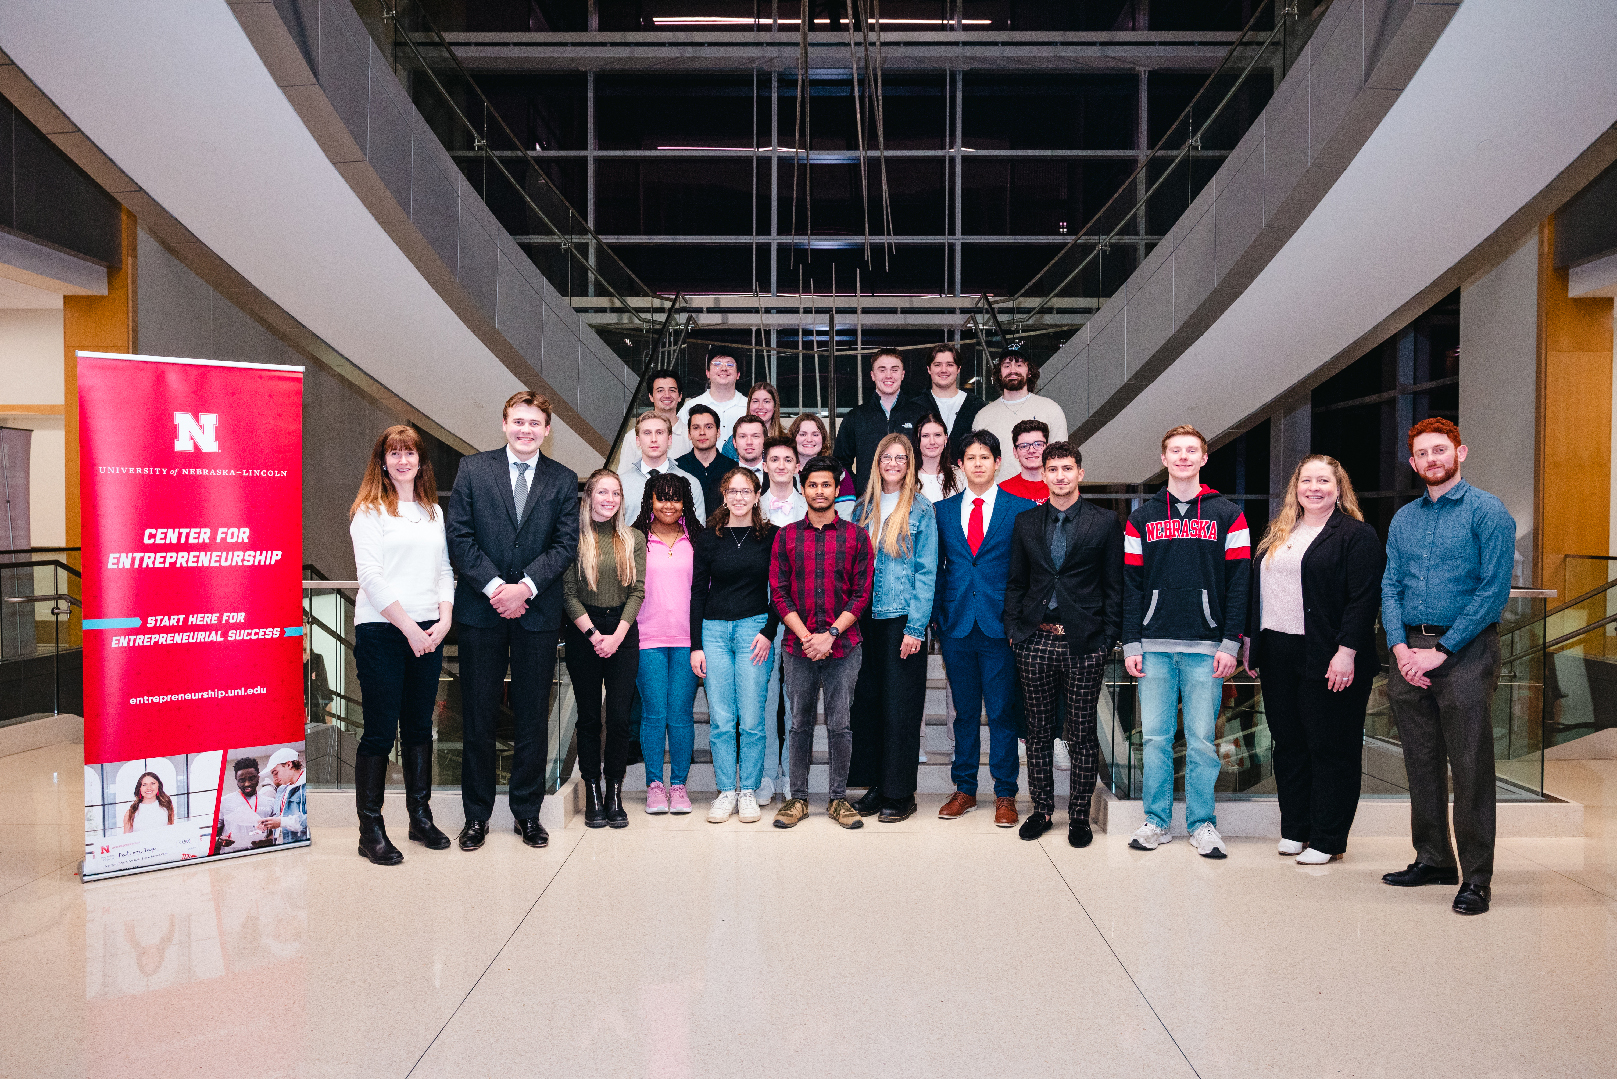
top-left (0, 547), bottom-right (82, 719)
top-left (1098, 588), bottom-right (1558, 806)
top-left (301, 575), bottom-right (578, 795)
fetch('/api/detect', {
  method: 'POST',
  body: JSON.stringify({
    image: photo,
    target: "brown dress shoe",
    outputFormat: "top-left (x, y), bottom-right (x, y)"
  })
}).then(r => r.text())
top-left (994, 797), bottom-right (1019, 828)
top-left (938, 792), bottom-right (977, 819)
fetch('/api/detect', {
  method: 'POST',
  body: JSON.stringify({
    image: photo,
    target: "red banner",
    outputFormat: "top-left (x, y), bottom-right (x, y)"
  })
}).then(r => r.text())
top-left (78, 352), bottom-right (308, 879)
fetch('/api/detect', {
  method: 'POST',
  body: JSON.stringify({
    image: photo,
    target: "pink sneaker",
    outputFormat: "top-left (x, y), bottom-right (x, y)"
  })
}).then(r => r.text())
top-left (645, 781), bottom-right (669, 814)
top-left (668, 785), bottom-right (693, 814)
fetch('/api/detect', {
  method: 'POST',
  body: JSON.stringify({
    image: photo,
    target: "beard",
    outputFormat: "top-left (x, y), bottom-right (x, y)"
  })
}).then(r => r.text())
top-left (1419, 459), bottom-right (1458, 487)
top-left (999, 372), bottom-right (1027, 392)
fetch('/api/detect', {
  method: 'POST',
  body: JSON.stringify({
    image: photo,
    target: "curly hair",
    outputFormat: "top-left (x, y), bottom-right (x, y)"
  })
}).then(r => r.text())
top-left (632, 471), bottom-right (704, 536)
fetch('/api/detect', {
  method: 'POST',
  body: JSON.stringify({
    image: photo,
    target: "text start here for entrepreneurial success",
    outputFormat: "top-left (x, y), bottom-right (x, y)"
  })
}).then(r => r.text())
top-left (104, 525), bottom-right (283, 570)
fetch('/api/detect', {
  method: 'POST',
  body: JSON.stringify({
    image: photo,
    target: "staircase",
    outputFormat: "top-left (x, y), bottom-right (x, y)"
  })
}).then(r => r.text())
top-left (620, 652), bottom-right (1078, 801)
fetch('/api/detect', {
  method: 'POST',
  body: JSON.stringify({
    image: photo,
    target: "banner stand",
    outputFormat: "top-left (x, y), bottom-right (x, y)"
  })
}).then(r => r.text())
top-left (77, 352), bottom-right (308, 882)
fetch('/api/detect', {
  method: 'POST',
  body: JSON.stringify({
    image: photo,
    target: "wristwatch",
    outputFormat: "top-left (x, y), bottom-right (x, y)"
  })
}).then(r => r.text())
top-left (1434, 641), bottom-right (1452, 656)
top-left (585, 627), bottom-right (599, 639)
top-left (827, 625), bottom-right (841, 639)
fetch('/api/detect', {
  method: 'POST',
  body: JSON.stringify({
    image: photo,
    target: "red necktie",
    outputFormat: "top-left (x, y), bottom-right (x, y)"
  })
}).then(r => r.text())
top-left (967, 497), bottom-right (985, 555)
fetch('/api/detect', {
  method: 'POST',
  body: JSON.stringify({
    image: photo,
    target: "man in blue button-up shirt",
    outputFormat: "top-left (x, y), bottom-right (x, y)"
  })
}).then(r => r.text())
top-left (1380, 419), bottom-right (1515, 915)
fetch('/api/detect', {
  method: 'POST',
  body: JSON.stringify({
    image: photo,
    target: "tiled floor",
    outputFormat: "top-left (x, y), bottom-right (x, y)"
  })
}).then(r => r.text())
top-left (3, 737), bottom-right (1615, 1078)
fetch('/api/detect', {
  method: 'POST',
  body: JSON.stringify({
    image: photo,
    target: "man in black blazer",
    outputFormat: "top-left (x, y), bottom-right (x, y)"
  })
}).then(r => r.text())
top-left (1003, 440), bottom-right (1123, 847)
top-left (446, 390), bottom-right (579, 851)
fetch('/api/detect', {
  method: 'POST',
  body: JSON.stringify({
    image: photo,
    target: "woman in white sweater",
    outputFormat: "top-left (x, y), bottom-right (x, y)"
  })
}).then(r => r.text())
top-left (349, 425), bottom-right (455, 865)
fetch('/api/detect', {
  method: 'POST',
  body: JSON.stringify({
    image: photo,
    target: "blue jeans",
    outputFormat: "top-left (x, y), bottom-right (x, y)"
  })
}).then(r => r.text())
top-left (940, 625), bottom-right (1020, 798)
top-left (638, 646), bottom-right (699, 786)
top-left (1139, 651), bottom-right (1223, 832)
top-left (703, 614), bottom-right (772, 792)
top-left (762, 624), bottom-right (792, 792)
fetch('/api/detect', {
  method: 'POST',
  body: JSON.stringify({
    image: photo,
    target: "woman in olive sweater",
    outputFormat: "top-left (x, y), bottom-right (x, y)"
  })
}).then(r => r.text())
top-left (690, 468), bottom-right (781, 824)
top-left (563, 469), bottom-right (647, 828)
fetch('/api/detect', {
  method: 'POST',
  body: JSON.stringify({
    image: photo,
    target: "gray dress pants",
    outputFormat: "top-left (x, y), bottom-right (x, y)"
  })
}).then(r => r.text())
top-left (1386, 625), bottom-right (1502, 886)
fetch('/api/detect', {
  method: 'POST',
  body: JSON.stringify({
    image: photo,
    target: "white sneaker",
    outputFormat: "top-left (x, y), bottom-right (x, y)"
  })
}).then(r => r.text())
top-left (1277, 838), bottom-right (1306, 856)
top-left (1053, 738), bottom-right (1071, 771)
top-left (737, 789), bottom-right (762, 823)
top-left (1295, 847), bottom-right (1340, 865)
top-left (1189, 822), bottom-right (1228, 859)
top-left (756, 776), bottom-right (775, 806)
top-left (1129, 822), bottom-right (1172, 851)
top-left (706, 791), bottom-right (737, 823)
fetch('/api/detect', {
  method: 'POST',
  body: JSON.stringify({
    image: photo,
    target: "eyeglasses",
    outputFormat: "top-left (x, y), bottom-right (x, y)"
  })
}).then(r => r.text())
top-left (878, 454), bottom-right (909, 465)
top-left (724, 487), bottom-right (754, 497)
top-left (1016, 440), bottom-right (1047, 452)
top-left (709, 361), bottom-right (737, 372)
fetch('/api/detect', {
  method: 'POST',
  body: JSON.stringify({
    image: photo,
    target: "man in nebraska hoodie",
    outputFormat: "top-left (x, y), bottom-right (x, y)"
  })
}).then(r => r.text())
top-left (1122, 424), bottom-right (1250, 858)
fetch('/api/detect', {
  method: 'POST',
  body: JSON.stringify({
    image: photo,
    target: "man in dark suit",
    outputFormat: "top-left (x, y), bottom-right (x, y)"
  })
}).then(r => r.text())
top-left (932, 429), bottom-right (1038, 828)
top-left (1004, 440), bottom-right (1123, 847)
top-left (446, 390), bottom-right (579, 851)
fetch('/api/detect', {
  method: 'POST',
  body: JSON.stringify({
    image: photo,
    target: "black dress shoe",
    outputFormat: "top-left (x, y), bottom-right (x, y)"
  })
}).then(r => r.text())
top-left (877, 798), bottom-right (917, 823)
top-left (1068, 820), bottom-right (1094, 848)
top-left (1453, 883), bottom-right (1491, 915)
top-left (1382, 861), bottom-right (1460, 887)
top-left (514, 817), bottom-right (549, 848)
top-left (1018, 812), bottom-right (1053, 841)
top-left (458, 819), bottom-right (489, 852)
top-left (852, 787), bottom-right (885, 817)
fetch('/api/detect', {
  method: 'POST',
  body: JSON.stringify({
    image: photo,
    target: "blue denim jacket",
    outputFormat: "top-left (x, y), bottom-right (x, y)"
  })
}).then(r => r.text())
top-left (868, 497), bottom-right (939, 638)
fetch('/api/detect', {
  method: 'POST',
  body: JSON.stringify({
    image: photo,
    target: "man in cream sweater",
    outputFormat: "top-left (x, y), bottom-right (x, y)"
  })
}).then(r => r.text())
top-left (974, 351), bottom-right (1068, 482)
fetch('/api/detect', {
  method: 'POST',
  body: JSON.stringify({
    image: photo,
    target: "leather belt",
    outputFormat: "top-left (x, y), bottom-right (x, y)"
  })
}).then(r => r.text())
top-left (1037, 623), bottom-right (1066, 635)
top-left (1405, 624), bottom-right (1450, 637)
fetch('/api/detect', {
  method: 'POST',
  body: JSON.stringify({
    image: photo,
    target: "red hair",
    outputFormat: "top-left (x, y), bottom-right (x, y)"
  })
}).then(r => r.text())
top-left (1407, 417), bottom-right (1460, 455)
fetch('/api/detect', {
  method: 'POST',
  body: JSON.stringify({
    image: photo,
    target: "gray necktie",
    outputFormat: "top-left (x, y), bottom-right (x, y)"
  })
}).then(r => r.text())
top-left (513, 461), bottom-right (530, 524)
top-left (1048, 511), bottom-right (1067, 609)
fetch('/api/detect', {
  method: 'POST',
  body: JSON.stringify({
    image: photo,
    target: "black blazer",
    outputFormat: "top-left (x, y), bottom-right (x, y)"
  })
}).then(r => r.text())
top-left (1246, 511), bottom-right (1384, 679)
top-left (1003, 498), bottom-right (1124, 655)
top-left (446, 448), bottom-right (579, 632)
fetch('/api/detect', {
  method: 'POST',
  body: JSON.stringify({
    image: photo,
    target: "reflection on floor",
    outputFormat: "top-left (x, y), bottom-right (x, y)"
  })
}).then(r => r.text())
top-left (3, 736), bottom-right (1616, 1078)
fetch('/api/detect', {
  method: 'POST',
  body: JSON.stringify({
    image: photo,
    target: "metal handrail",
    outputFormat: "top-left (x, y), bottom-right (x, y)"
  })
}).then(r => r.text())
top-left (0, 558), bottom-right (82, 578)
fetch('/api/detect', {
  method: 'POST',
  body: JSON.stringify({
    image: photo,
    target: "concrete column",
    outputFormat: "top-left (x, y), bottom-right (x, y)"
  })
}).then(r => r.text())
top-left (1268, 396), bottom-right (1310, 518)
top-left (1459, 233), bottom-right (1538, 586)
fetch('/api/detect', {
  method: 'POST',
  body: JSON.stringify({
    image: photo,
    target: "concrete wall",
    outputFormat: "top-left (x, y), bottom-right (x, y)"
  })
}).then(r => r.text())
top-left (136, 228), bottom-right (455, 580)
top-left (0, 307), bottom-right (66, 547)
top-left (1459, 234), bottom-right (1538, 586)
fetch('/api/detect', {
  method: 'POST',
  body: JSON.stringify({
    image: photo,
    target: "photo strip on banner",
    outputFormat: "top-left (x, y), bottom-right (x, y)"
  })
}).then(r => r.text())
top-left (77, 352), bottom-right (305, 881)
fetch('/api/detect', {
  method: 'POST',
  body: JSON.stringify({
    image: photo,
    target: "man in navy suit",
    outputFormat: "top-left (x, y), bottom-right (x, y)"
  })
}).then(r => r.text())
top-left (446, 390), bottom-right (579, 851)
top-left (933, 429), bottom-right (1038, 828)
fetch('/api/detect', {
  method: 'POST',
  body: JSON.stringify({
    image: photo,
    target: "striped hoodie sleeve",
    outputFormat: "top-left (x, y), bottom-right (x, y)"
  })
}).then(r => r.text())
top-left (1218, 509), bottom-right (1251, 655)
top-left (1121, 518), bottom-right (1145, 655)
top-left (1224, 511), bottom-right (1251, 561)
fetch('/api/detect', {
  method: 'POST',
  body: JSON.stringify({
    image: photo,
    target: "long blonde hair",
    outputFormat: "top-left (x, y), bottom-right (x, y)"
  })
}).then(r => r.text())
top-left (856, 434), bottom-right (921, 558)
top-left (577, 470), bottom-right (638, 591)
top-left (351, 425), bottom-right (439, 520)
top-left (1256, 454), bottom-right (1364, 562)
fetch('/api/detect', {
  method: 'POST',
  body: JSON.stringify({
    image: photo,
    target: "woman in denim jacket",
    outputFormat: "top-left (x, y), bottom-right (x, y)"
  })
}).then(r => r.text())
top-left (846, 433), bottom-right (939, 823)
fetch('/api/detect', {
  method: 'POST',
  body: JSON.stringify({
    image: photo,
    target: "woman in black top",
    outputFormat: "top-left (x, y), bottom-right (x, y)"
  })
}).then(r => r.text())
top-left (1245, 455), bottom-right (1384, 864)
top-left (690, 468), bottom-right (781, 824)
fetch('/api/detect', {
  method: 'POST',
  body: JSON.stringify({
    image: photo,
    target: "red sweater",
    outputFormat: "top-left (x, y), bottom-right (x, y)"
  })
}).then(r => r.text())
top-left (999, 475), bottom-right (1048, 504)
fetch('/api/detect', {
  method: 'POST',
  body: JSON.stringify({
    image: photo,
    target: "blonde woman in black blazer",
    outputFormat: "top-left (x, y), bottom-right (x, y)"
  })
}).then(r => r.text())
top-left (1245, 455), bottom-right (1383, 865)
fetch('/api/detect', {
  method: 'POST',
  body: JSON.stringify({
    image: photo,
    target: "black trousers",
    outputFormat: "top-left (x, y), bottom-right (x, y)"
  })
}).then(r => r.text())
top-left (353, 620), bottom-right (445, 758)
top-left (562, 607), bottom-right (639, 783)
top-left (1387, 625), bottom-right (1502, 886)
top-left (846, 615), bottom-right (928, 800)
top-left (1258, 630), bottom-right (1372, 856)
top-left (458, 621), bottom-right (558, 822)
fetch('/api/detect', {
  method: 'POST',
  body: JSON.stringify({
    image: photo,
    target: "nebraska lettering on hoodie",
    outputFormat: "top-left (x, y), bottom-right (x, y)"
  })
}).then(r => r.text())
top-left (1122, 484), bottom-right (1251, 658)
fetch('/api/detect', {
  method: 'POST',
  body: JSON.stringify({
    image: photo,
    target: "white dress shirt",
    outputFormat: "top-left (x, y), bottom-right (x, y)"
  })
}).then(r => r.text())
top-left (484, 446), bottom-right (543, 600)
top-left (620, 455), bottom-right (707, 526)
top-left (960, 482), bottom-right (999, 536)
top-left (677, 390), bottom-right (750, 448)
top-left (351, 501), bottom-right (456, 624)
top-left (764, 486), bottom-right (808, 526)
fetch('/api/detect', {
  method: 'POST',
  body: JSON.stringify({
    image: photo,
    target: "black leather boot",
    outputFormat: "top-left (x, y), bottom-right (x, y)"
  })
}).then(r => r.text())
top-left (355, 753), bottom-right (403, 865)
top-left (605, 779), bottom-right (628, 828)
top-left (403, 742), bottom-right (450, 850)
top-left (583, 778), bottom-right (608, 828)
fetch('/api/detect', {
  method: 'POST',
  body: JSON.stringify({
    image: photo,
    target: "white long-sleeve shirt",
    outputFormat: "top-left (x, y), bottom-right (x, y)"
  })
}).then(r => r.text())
top-left (350, 502), bottom-right (456, 624)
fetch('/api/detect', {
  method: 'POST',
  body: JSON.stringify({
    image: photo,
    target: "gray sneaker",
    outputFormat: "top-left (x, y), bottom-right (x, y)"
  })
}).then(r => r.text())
top-left (1128, 821), bottom-right (1172, 851)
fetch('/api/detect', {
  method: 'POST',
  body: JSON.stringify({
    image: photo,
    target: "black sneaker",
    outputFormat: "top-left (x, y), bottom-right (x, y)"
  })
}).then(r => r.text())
top-left (1018, 812), bottom-right (1053, 841)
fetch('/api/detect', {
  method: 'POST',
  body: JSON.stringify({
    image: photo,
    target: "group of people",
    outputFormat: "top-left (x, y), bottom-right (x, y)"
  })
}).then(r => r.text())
top-left (214, 749), bottom-right (309, 851)
top-left (344, 345), bottom-right (1515, 917)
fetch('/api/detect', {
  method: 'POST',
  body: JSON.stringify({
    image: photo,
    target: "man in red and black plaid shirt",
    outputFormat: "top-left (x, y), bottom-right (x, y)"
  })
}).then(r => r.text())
top-left (769, 455), bottom-right (874, 829)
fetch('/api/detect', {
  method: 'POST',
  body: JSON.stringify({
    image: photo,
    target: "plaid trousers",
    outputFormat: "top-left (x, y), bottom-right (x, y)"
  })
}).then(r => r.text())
top-left (1014, 630), bottom-right (1107, 818)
